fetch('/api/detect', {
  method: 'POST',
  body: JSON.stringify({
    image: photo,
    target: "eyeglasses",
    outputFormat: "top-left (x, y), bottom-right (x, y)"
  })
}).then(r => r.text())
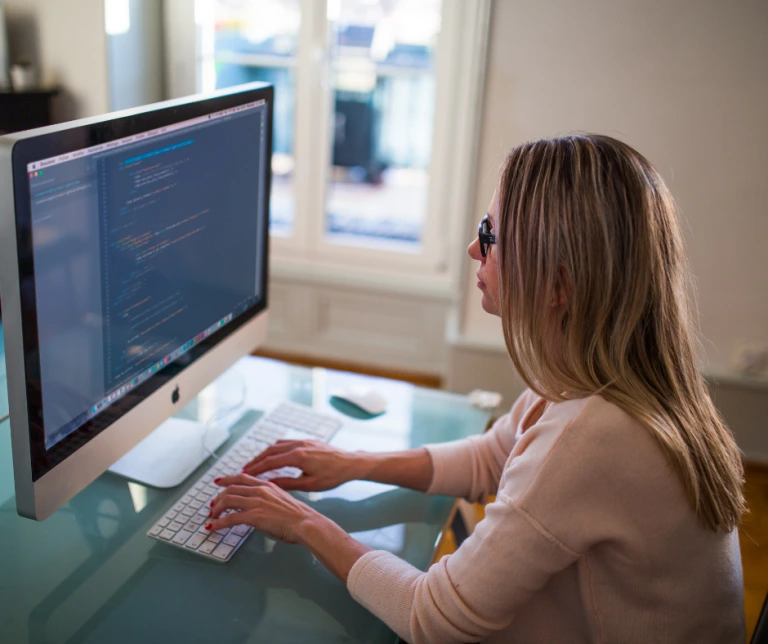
top-left (478, 213), bottom-right (496, 257)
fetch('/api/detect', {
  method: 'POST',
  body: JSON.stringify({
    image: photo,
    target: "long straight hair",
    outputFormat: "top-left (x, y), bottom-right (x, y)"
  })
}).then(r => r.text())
top-left (496, 134), bottom-right (744, 532)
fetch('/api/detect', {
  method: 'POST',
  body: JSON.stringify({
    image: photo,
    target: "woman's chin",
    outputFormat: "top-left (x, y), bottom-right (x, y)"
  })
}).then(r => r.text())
top-left (480, 294), bottom-right (500, 317)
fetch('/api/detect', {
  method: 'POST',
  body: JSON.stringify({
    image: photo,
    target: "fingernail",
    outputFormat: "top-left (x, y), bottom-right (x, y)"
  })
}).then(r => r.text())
top-left (213, 477), bottom-right (221, 484)
top-left (208, 510), bottom-right (212, 517)
top-left (204, 523), bottom-right (212, 530)
top-left (209, 500), bottom-right (214, 507)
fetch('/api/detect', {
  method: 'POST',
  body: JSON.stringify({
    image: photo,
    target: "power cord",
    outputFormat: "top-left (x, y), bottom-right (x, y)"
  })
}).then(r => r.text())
top-left (0, 413), bottom-right (9, 425)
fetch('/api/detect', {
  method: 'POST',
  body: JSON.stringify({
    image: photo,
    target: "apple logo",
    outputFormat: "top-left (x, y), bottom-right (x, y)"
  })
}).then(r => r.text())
top-left (171, 385), bottom-right (180, 404)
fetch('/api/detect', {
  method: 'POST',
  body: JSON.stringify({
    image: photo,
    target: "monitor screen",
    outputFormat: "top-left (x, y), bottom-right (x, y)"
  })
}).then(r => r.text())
top-left (1, 84), bottom-right (272, 499)
top-left (29, 99), bottom-right (268, 451)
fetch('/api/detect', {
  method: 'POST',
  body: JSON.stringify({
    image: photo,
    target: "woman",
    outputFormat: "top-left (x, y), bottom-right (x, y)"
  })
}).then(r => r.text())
top-left (207, 135), bottom-right (746, 643)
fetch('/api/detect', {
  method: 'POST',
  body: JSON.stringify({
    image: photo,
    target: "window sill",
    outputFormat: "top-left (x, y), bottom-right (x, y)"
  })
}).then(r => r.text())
top-left (270, 256), bottom-right (457, 302)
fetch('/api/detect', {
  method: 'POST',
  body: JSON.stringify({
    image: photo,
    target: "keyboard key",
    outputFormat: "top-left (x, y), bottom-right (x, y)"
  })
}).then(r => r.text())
top-left (207, 533), bottom-right (223, 544)
top-left (164, 511), bottom-right (178, 521)
top-left (198, 540), bottom-right (217, 555)
top-left (149, 525), bottom-right (163, 537)
top-left (231, 525), bottom-right (250, 536)
top-left (159, 529), bottom-right (175, 541)
top-left (172, 530), bottom-right (193, 545)
top-left (184, 516), bottom-right (201, 532)
top-left (157, 517), bottom-right (170, 528)
top-left (181, 495), bottom-right (192, 504)
top-left (181, 507), bottom-right (195, 517)
top-left (189, 500), bottom-right (203, 510)
top-left (223, 533), bottom-right (242, 547)
top-left (212, 544), bottom-right (234, 560)
top-left (168, 521), bottom-right (183, 532)
top-left (185, 533), bottom-right (207, 550)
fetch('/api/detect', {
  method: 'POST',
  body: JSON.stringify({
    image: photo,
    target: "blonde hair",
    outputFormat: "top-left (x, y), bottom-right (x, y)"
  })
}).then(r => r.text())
top-left (496, 134), bottom-right (744, 532)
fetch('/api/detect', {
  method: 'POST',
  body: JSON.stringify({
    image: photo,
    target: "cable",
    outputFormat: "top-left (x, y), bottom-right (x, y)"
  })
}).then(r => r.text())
top-left (0, 413), bottom-right (9, 425)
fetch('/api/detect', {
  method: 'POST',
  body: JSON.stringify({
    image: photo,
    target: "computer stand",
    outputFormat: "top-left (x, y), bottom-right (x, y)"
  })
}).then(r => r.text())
top-left (108, 417), bottom-right (229, 488)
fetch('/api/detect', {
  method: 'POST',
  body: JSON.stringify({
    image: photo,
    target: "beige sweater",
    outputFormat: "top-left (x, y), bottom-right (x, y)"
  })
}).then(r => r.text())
top-left (347, 390), bottom-right (745, 643)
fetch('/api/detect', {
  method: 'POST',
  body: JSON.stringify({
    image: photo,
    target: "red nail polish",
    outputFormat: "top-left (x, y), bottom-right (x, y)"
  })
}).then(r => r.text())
top-left (205, 523), bottom-right (212, 530)
top-left (208, 510), bottom-right (212, 517)
top-left (213, 477), bottom-right (221, 484)
top-left (209, 500), bottom-right (214, 507)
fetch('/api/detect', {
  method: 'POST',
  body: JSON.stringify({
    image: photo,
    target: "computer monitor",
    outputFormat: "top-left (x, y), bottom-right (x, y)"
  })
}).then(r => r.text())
top-left (0, 82), bottom-right (273, 520)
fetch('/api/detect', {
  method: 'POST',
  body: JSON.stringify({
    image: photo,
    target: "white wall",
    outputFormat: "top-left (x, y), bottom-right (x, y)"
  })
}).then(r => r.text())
top-left (2, 0), bottom-right (40, 75)
top-left (108, 0), bottom-right (164, 111)
top-left (460, 0), bottom-right (768, 374)
top-left (4, 0), bottom-right (109, 121)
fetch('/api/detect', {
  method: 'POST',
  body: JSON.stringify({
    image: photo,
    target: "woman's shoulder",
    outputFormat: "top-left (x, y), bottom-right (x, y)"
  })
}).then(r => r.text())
top-left (499, 394), bottom-right (682, 506)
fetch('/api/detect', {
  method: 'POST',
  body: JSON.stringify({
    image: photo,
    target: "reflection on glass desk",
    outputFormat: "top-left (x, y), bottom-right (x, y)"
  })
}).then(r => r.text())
top-left (0, 351), bottom-right (492, 644)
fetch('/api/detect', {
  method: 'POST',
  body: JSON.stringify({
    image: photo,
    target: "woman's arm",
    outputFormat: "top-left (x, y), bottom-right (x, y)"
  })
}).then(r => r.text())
top-left (353, 448), bottom-right (434, 492)
top-left (207, 474), bottom-right (374, 582)
top-left (207, 470), bottom-right (580, 644)
top-left (242, 390), bottom-right (537, 499)
top-left (242, 441), bottom-right (434, 492)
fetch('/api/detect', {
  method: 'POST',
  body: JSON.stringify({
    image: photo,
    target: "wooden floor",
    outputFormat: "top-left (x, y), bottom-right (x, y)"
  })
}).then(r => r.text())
top-left (252, 348), bottom-right (443, 389)
top-left (264, 350), bottom-right (767, 640)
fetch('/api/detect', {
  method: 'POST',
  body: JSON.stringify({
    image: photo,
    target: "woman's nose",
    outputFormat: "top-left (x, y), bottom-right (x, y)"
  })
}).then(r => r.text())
top-left (468, 236), bottom-right (482, 260)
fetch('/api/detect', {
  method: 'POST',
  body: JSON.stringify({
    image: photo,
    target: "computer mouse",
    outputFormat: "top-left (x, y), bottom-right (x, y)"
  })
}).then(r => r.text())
top-left (330, 385), bottom-right (388, 416)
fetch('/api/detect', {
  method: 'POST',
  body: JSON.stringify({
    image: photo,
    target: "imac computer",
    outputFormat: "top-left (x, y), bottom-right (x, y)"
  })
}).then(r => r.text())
top-left (0, 82), bottom-right (273, 520)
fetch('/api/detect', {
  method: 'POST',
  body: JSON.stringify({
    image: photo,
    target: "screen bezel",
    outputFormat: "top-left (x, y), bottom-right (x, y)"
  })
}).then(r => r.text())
top-left (11, 84), bottom-right (273, 482)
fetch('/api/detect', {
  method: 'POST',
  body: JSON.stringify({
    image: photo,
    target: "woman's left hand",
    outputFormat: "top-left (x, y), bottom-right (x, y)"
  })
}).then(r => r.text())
top-left (207, 473), bottom-right (319, 544)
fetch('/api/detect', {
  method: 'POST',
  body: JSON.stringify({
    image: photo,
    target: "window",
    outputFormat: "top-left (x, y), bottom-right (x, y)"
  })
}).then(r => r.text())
top-left (187, 0), bottom-right (490, 288)
top-left (325, 0), bottom-right (440, 250)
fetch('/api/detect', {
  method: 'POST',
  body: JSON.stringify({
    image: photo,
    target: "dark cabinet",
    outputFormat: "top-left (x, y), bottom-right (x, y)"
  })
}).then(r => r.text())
top-left (0, 88), bottom-right (58, 135)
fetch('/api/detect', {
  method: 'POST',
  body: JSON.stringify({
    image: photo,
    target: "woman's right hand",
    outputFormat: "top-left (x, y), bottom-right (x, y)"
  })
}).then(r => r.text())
top-left (242, 440), bottom-right (359, 491)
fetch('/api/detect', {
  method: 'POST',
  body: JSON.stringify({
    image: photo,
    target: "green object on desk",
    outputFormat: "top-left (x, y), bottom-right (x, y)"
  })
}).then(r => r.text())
top-left (0, 326), bottom-right (492, 644)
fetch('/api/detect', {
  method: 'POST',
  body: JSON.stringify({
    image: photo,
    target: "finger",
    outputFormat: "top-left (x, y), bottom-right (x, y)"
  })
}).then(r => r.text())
top-left (206, 509), bottom-right (254, 533)
top-left (243, 441), bottom-right (302, 470)
top-left (208, 484), bottom-right (267, 508)
top-left (213, 472), bottom-right (267, 488)
top-left (243, 452), bottom-right (304, 477)
top-left (210, 493), bottom-right (260, 519)
top-left (269, 476), bottom-right (316, 491)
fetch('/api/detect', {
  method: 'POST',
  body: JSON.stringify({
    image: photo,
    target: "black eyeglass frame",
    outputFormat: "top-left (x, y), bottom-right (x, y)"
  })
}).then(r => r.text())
top-left (478, 213), bottom-right (496, 258)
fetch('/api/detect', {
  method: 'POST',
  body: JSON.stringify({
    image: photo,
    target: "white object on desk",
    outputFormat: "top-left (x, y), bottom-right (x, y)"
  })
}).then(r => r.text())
top-left (331, 385), bottom-right (388, 415)
top-left (468, 389), bottom-right (502, 411)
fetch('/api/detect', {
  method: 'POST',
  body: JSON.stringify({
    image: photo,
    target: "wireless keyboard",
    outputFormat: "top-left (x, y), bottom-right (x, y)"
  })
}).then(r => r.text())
top-left (147, 401), bottom-right (343, 562)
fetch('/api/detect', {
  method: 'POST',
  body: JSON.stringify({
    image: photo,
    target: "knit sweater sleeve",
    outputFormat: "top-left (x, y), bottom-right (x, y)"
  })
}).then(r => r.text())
top-left (423, 389), bottom-right (539, 503)
top-left (347, 494), bottom-right (580, 643)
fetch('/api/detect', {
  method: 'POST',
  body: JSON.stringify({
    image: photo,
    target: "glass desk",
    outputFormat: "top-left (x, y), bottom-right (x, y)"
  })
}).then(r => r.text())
top-left (0, 332), bottom-right (492, 643)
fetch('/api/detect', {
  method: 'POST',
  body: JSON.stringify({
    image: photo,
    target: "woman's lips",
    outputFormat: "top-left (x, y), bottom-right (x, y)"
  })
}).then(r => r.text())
top-left (477, 275), bottom-right (486, 289)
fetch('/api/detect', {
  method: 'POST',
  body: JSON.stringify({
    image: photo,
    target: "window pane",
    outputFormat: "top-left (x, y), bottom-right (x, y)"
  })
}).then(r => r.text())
top-left (209, 0), bottom-right (300, 236)
top-left (326, 0), bottom-right (441, 250)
